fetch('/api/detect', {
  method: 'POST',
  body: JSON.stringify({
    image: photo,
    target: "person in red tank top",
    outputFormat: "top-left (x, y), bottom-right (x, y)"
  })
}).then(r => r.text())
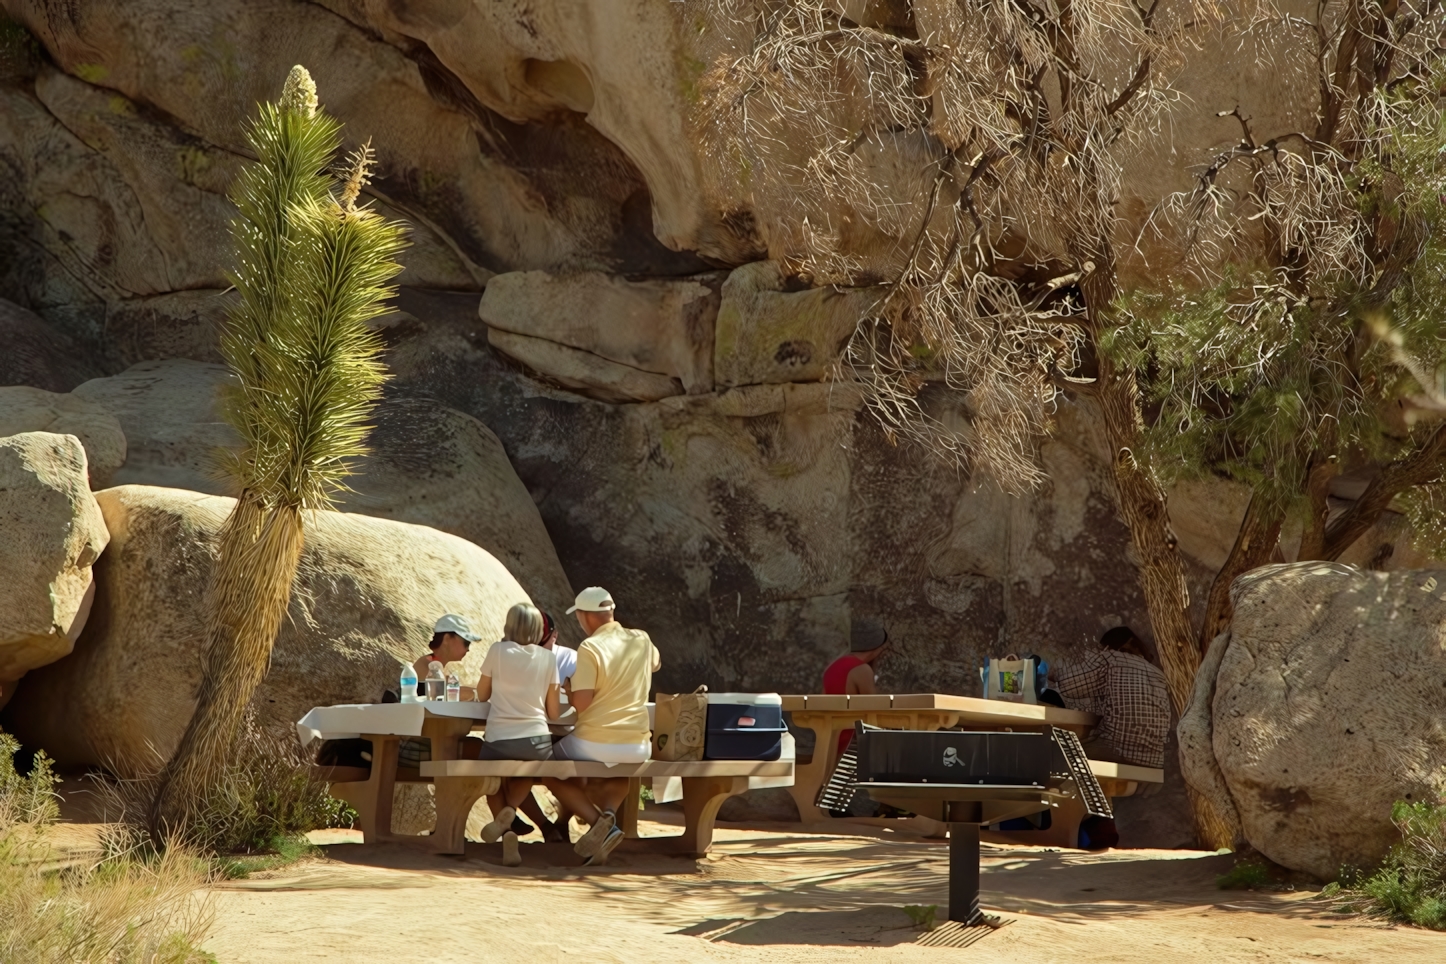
top-left (821, 620), bottom-right (890, 757)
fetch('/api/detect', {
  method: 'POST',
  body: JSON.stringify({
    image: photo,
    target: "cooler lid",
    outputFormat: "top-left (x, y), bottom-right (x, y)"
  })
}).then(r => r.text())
top-left (705, 692), bottom-right (782, 706)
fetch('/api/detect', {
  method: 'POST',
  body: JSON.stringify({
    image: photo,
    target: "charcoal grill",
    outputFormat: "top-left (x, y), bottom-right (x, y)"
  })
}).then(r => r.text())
top-left (825, 723), bottom-right (1110, 925)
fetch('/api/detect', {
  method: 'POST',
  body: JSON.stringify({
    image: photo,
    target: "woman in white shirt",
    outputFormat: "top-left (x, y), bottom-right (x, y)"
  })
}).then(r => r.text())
top-left (468, 602), bottom-right (561, 863)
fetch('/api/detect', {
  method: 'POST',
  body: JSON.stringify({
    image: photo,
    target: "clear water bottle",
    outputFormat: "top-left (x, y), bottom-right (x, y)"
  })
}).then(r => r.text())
top-left (445, 672), bottom-right (460, 702)
top-left (400, 663), bottom-right (418, 704)
top-left (425, 661), bottom-right (446, 701)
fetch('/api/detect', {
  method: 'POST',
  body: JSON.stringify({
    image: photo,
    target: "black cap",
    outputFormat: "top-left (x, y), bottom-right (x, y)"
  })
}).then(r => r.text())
top-left (850, 620), bottom-right (889, 653)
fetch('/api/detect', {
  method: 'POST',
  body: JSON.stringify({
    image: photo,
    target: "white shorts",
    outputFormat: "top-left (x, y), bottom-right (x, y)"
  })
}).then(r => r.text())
top-left (553, 734), bottom-right (650, 764)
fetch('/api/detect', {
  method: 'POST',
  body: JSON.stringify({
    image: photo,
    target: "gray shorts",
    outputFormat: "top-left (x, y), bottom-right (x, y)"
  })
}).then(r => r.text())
top-left (470, 735), bottom-right (554, 761)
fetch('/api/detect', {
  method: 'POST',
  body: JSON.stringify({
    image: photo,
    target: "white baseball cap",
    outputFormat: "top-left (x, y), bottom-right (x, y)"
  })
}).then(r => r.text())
top-left (433, 613), bottom-right (482, 642)
top-left (566, 586), bottom-right (616, 614)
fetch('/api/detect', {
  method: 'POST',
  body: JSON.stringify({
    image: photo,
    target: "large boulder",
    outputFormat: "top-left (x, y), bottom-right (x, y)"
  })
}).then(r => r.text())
top-left (67, 360), bottom-right (577, 626)
top-left (0, 432), bottom-right (109, 698)
top-left (2, 485), bottom-right (529, 773)
top-left (0, 386), bottom-right (126, 488)
top-left (1198, 563), bottom-right (1446, 878)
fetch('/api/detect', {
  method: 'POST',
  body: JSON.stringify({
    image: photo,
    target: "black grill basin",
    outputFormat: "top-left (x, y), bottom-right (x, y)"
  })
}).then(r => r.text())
top-left (857, 729), bottom-right (1055, 787)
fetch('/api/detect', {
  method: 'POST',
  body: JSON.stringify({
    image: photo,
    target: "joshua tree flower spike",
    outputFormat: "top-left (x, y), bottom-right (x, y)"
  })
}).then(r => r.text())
top-left (151, 66), bottom-right (406, 835)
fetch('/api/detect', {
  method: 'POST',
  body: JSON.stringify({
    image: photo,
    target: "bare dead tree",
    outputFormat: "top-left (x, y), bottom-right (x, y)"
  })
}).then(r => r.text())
top-left (692, 0), bottom-right (1240, 846)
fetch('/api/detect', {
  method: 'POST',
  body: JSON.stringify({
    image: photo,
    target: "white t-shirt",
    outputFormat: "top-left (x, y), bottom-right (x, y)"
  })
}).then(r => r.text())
top-left (479, 640), bottom-right (559, 742)
top-left (552, 644), bottom-right (578, 684)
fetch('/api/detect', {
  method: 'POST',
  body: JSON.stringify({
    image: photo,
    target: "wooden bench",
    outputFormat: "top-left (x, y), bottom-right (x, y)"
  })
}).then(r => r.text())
top-left (414, 758), bottom-right (794, 857)
top-left (980, 759), bottom-right (1165, 848)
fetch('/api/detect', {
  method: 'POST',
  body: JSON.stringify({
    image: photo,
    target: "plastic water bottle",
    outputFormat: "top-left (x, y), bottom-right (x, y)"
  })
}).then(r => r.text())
top-left (425, 661), bottom-right (446, 702)
top-left (445, 672), bottom-right (460, 702)
top-left (400, 663), bottom-right (418, 704)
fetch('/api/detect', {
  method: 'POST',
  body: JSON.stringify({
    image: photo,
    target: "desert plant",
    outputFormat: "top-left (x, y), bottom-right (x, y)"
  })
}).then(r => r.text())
top-left (153, 64), bottom-right (406, 829)
top-left (1331, 800), bottom-right (1446, 930)
top-left (101, 716), bottom-right (353, 864)
top-left (0, 734), bottom-right (216, 963)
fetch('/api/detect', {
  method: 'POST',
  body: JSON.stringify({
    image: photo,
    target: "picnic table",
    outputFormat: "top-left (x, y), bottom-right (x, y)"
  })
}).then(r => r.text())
top-left (297, 701), bottom-right (795, 857)
top-left (297, 701), bottom-right (493, 848)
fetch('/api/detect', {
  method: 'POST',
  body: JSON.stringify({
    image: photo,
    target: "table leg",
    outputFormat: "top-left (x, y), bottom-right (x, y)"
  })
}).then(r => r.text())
top-left (786, 713), bottom-right (848, 823)
top-left (949, 822), bottom-right (984, 925)
top-left (332, 734), bottom-right (399, 843)
top-left (675, 776), bottom-right (748, 856)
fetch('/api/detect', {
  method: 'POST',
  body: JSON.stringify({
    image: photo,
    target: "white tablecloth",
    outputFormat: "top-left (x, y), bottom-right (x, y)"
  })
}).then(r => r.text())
top-left (296, 702), bottom-right (651, 747)
top-left (296, 701), bottom-right (490, 746)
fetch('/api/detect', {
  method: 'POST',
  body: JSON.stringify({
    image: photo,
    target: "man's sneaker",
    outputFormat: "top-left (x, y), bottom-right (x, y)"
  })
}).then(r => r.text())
top-left (480, 806), bottom-right (515, 844)
top-left (572, 810), bottom-right (617, 860)
top-left (501, 831), bottom-right (522, 867)
top-left (584, 826), bottom-right (624, 867)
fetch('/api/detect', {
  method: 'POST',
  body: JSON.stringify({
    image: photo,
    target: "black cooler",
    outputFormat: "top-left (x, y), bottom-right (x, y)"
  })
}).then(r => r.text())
top-left (703, 693), bottom-right (786, 761)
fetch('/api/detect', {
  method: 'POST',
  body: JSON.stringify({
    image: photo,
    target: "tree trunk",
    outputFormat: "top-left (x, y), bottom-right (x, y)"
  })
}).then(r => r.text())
top-left (1197, 491), bottom-right (1283, 653)
top-left (1316, 423), bottom-right (1446, 560)
top-left (152, 493), bottom-right (305, 833)
top-left (1091, 349), bottom-right (1240, 850)
top-left (1296, 453), bottom-right (1338, 560)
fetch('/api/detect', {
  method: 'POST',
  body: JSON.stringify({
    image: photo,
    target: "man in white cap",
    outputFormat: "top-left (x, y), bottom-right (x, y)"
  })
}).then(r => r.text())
top-left (542, 586), bottom-right (660, 866)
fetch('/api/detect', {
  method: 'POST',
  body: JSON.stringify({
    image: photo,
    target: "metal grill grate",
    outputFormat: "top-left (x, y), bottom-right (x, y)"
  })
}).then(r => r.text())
top-left (814, 744), bottom-right (859, 812)
top-left (1052, 726), bottom-right (1113, 818)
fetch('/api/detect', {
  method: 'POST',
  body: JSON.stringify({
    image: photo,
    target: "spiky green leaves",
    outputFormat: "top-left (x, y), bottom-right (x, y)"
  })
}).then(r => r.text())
top-left (216, 66), bottom-right (406, 510)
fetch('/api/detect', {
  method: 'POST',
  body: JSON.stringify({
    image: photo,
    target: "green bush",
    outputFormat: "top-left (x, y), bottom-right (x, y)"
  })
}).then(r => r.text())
top-left (1332, 800), bottom-right (1446, 930)
top-left (1, 732), bottom-right (216, 962)
top-left (1217, 857), bottom-right (1273, 890)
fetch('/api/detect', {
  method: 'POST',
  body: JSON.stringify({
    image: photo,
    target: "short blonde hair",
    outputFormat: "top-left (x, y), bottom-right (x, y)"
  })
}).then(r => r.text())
top-left (503, 602), bottom-right (544, 646)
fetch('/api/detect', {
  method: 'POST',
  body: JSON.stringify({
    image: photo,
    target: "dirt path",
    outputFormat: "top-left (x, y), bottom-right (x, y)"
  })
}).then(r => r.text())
top-left (198, 816), bottom-right (1444, 963)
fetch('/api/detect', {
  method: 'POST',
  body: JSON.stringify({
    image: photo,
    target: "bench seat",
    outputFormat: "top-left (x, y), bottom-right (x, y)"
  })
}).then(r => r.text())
top-left (1088, 760), bottom-right (1164, 784)
top-left (416, 757), bottom-right (794, 858)
top-left (419, 759), bottom-right (792, 780)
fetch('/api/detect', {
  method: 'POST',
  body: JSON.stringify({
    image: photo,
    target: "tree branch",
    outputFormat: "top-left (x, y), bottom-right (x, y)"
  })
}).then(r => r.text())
top-left (1198, 490), bottom-right (1284, 652)
top-left (1320, 423), bottom-right (1446, 559)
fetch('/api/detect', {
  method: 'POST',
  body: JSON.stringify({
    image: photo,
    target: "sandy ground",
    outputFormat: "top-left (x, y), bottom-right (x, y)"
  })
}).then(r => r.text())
top-left (176, 810), bottom-right (1443, 964)
top-left (43, 780), bottom-right (1444, 962)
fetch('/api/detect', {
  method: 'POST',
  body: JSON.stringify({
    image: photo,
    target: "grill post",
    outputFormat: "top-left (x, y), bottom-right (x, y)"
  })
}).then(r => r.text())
top-left (948, 822), bottom-right (983, 924)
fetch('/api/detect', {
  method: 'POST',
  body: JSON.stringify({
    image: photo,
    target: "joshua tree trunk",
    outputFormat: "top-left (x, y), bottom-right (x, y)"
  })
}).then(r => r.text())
top-left (148, 66), bottom-right (401, 837)
top-left (152, 496), bottom-right (304, 829)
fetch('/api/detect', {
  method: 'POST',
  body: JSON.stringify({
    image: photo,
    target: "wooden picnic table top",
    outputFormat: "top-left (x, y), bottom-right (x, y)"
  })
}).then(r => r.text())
top-left (778, 693), bottom-right (1097, 728)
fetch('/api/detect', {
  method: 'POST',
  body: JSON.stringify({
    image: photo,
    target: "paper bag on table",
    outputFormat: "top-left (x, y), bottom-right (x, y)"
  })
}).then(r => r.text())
top-left (652, 686), bottom-right (707, 761)
top-left (981, 655), bottom-right (1037, 704)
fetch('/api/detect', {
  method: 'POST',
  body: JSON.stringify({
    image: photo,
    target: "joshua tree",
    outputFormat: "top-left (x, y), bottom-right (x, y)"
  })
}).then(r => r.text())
top-left (693, 0), bottom-right (1444, 847)
top-left (152, 66), bottom-right (406, 828)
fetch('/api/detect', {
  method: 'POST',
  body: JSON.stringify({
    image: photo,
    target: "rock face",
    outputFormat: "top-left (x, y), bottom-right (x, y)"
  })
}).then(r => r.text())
top-left (64, 360), bottom-right (577, 627)
top-left (1188, 563), bottom-right (1446, 878)
top-left (0, 386), bottom-right (126, 487)
top-left (0, 299), bottom-right (103, 393)
top-left (480, 270), bottom-right (721, 399)
top-left (2, 485), bottom-right (529, 773)
top-left (0, 432), bottom-right (109, 690)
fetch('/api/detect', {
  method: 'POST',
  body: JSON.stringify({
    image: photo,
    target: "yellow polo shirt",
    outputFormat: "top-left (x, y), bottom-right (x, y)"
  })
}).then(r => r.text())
top-left (571, 622), bottom-right (661, 745)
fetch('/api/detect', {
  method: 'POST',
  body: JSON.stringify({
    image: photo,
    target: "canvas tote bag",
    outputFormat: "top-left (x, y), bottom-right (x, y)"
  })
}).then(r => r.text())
top-left (981, 654), bottom-right (1038, 704)
top-left (652, 685), bottom-right (708, 761)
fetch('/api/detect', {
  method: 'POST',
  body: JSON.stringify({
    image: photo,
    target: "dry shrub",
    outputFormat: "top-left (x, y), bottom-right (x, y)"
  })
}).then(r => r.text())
top-left (93, 717), bottom-right (352, 859)
top-left (0, 733), bottom-right (215, 963)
